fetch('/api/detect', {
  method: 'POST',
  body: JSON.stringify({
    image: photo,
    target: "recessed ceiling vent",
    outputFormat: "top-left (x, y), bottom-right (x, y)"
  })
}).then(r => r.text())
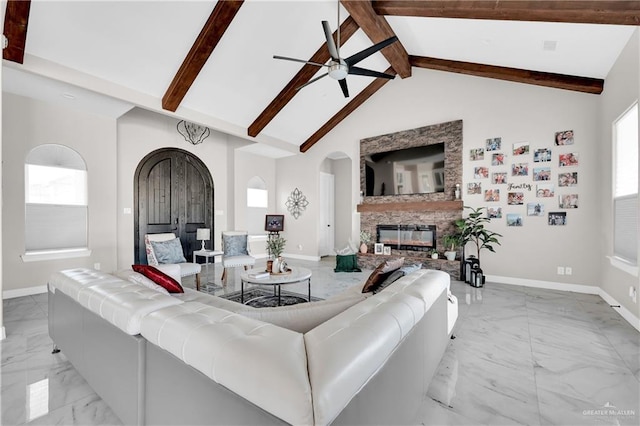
top-left (543, 40), bottom-right (558, 51)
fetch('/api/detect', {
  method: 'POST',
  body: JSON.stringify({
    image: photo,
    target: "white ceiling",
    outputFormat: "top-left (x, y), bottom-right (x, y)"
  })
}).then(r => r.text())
top-left (2, 1), bottom-right (636, 157)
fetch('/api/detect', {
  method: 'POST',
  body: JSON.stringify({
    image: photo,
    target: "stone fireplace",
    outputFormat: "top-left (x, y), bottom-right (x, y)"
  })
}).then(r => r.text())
top-left (357, 120), bottom-right (463, 279)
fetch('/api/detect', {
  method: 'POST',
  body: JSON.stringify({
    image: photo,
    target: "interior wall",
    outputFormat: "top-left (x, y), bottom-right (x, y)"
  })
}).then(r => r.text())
top-left (2, 93), bottom-right (118, 291)
top-left (333, 157), bottom-right (352, 250)
top-left (598, 29), bottom-right (640, 318)
top-left (286, 66), bottom-right (602, 287)
top-left (1, 0), bottom-right (6, 335)
top-left (116, 108), bottom-right (232, 268)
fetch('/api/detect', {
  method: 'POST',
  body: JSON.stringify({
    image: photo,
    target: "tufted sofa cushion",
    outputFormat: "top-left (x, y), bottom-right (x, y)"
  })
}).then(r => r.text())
top-left (304, 271), bottom-right (447, 425)
top-left (49, 268), bottom-right (183, 335)
top-left (139, 302), bottom-right (314, 425)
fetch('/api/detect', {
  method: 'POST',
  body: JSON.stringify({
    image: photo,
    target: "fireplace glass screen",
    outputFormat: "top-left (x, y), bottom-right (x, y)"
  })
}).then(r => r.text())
top-left (376, 225), bottom-right (436, 251)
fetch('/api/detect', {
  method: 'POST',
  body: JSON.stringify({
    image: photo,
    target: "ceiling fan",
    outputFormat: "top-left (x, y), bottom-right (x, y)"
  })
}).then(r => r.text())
top-left (273, 5), bottom-right (397, 98)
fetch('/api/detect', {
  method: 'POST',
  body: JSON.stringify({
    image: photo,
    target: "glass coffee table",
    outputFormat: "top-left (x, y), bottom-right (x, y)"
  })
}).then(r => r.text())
top-left (239, 266), bottom-right (312, 306)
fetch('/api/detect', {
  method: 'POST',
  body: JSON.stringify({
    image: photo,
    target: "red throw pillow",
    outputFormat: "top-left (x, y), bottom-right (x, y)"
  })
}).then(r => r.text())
top-left (132, 264), bottom-right (184, 293)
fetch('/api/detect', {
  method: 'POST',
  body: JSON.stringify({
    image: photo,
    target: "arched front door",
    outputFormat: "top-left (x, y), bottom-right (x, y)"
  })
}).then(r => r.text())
top-left (134, 148), bottom-right (214, 264)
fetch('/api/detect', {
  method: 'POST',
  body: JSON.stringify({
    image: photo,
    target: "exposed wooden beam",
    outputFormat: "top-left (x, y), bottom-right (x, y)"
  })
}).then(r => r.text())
top-left (409, 55), bottom-right (604, 94)
top-left (341, 0), bottom-right (412, 78)
top-left (300, 67), bottom-right (397, 153)
top-left (3, 0), bottom-right (31, 64)
top-left (372, 1), bottom-right (640, 25)
top-left (162, 0), bottom-right (244, 112)
top-left (248, 16), bottom-right (359, 138)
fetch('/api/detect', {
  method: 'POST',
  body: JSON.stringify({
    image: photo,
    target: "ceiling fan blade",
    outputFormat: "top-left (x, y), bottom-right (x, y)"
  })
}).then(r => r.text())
top-left (348, 66), bottom-right (396, 80)
top-left (338, 78), bottom-right (349, 98)
top-left (322, 20), bottom-right (340, 61)
top-left (273, 55), bottom-right (328, 68)
top-left (345, 36), bottom-right (398, 67)
top-left (296, 72), bottom-right (329, 91)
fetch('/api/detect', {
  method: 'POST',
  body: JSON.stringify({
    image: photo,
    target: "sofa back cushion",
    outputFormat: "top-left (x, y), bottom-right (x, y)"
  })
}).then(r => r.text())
top-left (139, 302), bottom-right (314, 426)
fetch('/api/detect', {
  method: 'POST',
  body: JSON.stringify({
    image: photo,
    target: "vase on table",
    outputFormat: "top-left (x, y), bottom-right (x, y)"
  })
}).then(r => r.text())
top-left (360, 243), bottom-right (368, 254)
top-left (272, 256), bottom-right (283, 273)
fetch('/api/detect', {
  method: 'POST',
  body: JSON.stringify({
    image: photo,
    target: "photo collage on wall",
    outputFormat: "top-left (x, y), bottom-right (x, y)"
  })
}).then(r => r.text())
top-left (468, 131), bottom-right (579, 226)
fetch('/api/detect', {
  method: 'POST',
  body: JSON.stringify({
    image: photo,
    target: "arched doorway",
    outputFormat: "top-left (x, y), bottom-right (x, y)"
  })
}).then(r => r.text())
top-left (134, 148), bottom-right (214, 264)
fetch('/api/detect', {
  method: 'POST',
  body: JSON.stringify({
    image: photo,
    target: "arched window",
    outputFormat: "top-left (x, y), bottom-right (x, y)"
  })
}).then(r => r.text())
top-left (246, 176), bottom-right (267, 235)
top-left (25, 145), bottom-right (88, 253)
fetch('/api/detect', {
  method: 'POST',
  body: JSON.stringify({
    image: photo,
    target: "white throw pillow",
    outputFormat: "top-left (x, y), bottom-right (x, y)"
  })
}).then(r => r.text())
top-left (115, 270), bottom-right (170, 295)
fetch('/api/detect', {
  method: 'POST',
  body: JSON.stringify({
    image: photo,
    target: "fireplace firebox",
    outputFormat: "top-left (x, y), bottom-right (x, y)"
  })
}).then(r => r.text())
top-left (376, 225), bottom-right (436, 252)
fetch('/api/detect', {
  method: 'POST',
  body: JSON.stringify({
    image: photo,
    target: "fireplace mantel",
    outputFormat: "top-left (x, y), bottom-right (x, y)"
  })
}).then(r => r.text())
top-left (357, 200), bottom-right (463, 213)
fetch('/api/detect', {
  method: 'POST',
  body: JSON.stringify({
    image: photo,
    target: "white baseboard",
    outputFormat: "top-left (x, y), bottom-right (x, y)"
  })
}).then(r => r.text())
top-left (282, 253), bottom-right (322, 262)
top-left (487, 275), bottom-right (639, 332)
top-left (598, 288), bottom-right (640, 332)
top-left (3, 285), bottom-right (48, 299)
top-left (0, 326), bottom-right (6, 340)
top-left (488, 275), bottom-right (599, 295)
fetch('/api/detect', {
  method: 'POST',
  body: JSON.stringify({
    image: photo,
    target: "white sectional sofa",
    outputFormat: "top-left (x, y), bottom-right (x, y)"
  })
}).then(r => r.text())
top-left (48, 267), bottom-right (458, 425)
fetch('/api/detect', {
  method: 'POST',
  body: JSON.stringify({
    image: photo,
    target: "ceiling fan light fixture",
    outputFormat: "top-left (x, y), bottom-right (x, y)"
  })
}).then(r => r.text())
top-left (328, 61), bottom-right (348, 80)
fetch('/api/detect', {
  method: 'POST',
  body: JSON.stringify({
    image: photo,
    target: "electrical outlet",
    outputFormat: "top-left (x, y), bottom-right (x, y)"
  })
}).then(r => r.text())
top-left (297, 244), bottom-right (303, 251)
top-left (565, 267), bottom-right (572, 275)
top-left (557, 266), bottom-right (565, 275)
top-left (630, 286), bottom-right (637, 304)
top-left (94, 263), bottom-right (101, 271)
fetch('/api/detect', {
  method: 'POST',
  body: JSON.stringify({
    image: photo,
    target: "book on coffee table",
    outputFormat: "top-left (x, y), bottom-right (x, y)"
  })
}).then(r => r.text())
top-left (249, 271), bottom-right (270, 279)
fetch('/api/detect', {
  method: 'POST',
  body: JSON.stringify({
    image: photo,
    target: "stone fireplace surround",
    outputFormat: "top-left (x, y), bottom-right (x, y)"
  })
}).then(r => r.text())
top-left (357, 120), bottom-right (463, 279)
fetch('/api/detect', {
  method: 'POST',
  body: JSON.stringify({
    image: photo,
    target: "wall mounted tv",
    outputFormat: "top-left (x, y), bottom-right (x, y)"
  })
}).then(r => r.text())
top-left (364, 142), bottom-right (445, 196)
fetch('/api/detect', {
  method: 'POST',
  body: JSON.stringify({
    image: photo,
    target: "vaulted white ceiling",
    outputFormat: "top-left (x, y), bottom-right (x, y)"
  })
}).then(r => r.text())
top-left (2, 1), bottom-right (636, 157)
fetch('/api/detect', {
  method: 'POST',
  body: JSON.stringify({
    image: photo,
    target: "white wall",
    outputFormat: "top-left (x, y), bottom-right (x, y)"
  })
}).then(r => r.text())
top-left (280, 66), bottom-right (603, 287)
top-left (2, 93), bottom-right (118, 292)
top-left (1, 0), bottom-right (6, 337)
top-left (116, 108), bottom-right (234, 267)
top-left (599, 29), bottom-right (640, 318)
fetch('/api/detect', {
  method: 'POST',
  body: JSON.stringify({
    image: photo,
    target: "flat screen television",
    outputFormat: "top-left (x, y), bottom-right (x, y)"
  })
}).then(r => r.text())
top-left (364, 142), bottom-right (445, 196)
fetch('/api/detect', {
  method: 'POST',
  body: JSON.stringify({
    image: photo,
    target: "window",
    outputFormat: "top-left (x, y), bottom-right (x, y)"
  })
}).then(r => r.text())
top-left (246, 176), bottom-right (268, 235)
top-left (613, 102), bottom-right (638, 268)
top-left (25, 145), bottom-right (88, 253)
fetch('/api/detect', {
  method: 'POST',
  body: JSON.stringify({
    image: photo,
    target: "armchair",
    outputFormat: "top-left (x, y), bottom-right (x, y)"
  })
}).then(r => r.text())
top-left (221, 231), bottom-right (256, 285)
top-left (145, 233), bottom-right (202, 290)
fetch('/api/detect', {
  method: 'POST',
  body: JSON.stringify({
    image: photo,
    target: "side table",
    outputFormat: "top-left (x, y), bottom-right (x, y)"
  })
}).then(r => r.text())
top-left (193, 249), bottom-right (223, 265)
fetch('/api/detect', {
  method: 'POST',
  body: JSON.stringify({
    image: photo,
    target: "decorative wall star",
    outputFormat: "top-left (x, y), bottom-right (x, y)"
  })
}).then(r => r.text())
top-left (286, 188), bottom-right (309, 219)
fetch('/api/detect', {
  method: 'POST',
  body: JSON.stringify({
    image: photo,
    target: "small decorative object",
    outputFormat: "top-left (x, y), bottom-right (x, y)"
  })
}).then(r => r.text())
top-left (265, 214), bottom-right (284, 232)
top-left (455, 183), bottom-right (461, 200)
top-left (177, 120), bottom-right (210, 145)
top-left (196, 228), bottom-right (210, 251)
top-left (431, 251), bottom-right (438, 259)
top-left (374, 243), bottom-right (384, 255)
top-left (470, 265), bottom-right (484, 287)
top-left (279, 258), bottom-right (288, 273)
top-left (442, 234), bottom-right (460, 261)
top-left (464, 256), bottom-right (480, 284)
top-left (359, 230), bottom-right (372, 253)
top-left (266, 234), bottom-right (286, 258)
top-left (272, 256), bottom-right (281, 274)
top-left (383, 246), bottom-right (391, 255)
top-left (286, 188), bottom-right (309, 219)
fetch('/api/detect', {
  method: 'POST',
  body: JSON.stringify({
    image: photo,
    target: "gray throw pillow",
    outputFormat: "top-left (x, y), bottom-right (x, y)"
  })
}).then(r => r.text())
top-left (373, 269), bottom-right (406, 294)
top-left (223, 234), bottom-right (248, 257)
top-left (399, 263), bottom-right (422, 275)
top-left (150, 238), bottom-right (186, 264)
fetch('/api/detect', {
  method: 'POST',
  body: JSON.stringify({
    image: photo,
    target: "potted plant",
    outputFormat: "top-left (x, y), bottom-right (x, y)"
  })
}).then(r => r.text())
top-left (455, 206), bottom-right (502, 265)
top-left (266, 235), bottom-right (287, 272)
top-left (442, 234), bottom-right (461, 261)
top-left (359, 230), bottom-right (372, 253)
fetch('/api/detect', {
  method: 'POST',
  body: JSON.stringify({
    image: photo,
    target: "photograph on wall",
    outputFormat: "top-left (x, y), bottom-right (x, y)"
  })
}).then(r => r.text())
top-left (527, 202), bottom-right (545, 216)
top-left (536, 183), bottom-right (555, 197)
top-left (468, 182), bottom-right (482, 195)
top-left (559, 153), bottom-right (579, 167)
top-left (474, 166), bottom-right (489, 179)
top-left (559, 194), bottom-right (579, 208)
top-left (533, 167), bottom-right (551, 181)
top-left (492, 172), bottom-right (507, 184)
top-left (484, 189), bottom-right (500, 202)
top-left (558, 172), bottom-right (578, 187)
top-left (491, 153), bottom-right (506, 166)
top-left (506, 214), bottom-right (523, 227)
top-left (486, 137), bottom-right (502, 151)
top-left (470, 148), bottom-right (485, 161)
top-left (548, 211), bottom-right (567, 225)
top-left (511, 163), bottom-right (529, 176)
top-left (533, 148), bottom-right (552, 162)
top-left (507, 192), bottom-right (524, 205)
top-left (513, 142), bottom-right (530, 156)
top-left (487, 207), bottom-right (503, 219)
top-left (555, 130), bottom-right (574, 146)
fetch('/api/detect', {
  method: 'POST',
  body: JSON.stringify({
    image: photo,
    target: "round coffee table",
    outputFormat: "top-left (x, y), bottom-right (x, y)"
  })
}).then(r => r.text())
top-left (240, 266), bottom-right (312, 306)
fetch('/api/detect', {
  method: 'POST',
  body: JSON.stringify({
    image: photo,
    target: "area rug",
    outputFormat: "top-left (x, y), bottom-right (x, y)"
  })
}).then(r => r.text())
top-left (221, 287), bottom-right (322, 308)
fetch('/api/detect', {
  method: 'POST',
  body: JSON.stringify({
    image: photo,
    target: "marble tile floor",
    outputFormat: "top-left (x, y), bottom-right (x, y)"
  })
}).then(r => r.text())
top-left (1, 258), bottom-right (638, 425)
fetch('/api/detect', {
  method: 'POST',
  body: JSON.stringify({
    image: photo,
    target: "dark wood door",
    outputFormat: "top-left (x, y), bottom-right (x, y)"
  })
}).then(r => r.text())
top-left (134, 148), bottom-right (214, 264)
